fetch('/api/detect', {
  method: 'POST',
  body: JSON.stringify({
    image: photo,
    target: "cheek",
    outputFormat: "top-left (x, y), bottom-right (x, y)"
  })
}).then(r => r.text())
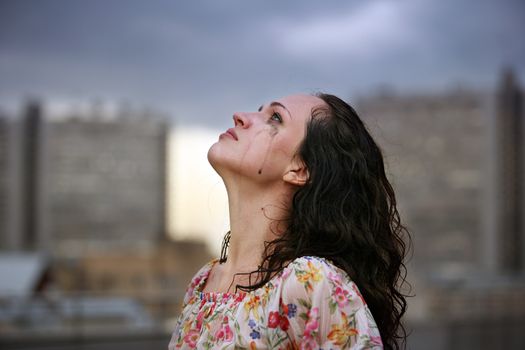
top-left (253, 139), bottom-right (297, 176)
top-left (244, 130), bottom-right (276, 170)
top-left (272, 131), bottom-right (303, 160)
top-left (240, 127), bottom-right (292, 177)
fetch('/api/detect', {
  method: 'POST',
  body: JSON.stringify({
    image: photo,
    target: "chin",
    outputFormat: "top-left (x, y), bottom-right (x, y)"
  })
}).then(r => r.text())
top-left (207, 142), bottom-right (220, 169)
top-left (207, 142), bottom-right (230, 176)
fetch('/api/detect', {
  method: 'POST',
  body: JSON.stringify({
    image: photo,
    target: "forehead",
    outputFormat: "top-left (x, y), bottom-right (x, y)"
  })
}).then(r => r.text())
top-left (276, 94), bottom-right (326, 117)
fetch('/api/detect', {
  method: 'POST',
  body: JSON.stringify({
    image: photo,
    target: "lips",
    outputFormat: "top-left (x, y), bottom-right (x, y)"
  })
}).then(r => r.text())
top-left (226, 128), bottom-right (238, 140)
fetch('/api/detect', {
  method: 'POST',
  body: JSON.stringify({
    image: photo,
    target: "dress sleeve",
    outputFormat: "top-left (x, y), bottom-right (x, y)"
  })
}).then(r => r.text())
top-left (280, 257), bottom-right (383, 349)
top-left (181, 260), bottom-right (215, 306)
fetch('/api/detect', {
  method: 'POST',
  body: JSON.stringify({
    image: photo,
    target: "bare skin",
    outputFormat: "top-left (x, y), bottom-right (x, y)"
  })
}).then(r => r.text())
top-left (204, 94), bottom-right (326, 293)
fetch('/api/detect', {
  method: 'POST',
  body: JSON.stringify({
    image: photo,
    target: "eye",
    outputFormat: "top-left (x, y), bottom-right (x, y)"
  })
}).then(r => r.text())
top-left (270, 112), bottom-right (283, 123)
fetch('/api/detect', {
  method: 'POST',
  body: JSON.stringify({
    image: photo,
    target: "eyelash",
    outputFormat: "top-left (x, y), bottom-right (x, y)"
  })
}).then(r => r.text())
top-left (269, 112), bottom-right (283, 123)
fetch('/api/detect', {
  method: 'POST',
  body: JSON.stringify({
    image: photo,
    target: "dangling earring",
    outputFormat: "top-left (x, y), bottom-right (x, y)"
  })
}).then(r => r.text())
top-left (219, 230), bottom-right (231, 264)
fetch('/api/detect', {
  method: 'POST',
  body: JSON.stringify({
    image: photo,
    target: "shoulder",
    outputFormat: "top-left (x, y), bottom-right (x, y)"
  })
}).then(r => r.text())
top-left (287, 255), bottom-right (342, 273)
top-left (182, 259), bottom-right (217, 303)
top-left (281, 256), bottom-right (367, 307)
top-left (278, 256), bottom-right (383, 348)
top-left (284, 256), bottom-right (353, 288)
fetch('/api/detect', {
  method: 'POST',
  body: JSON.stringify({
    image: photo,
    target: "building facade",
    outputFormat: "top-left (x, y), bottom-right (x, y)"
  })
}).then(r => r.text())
top-left (356, 71), bottom-right (525, 348)
top-left (0, 103), bottom-right (169, 255)
top-left (357, 88), bottom-right (490, 277)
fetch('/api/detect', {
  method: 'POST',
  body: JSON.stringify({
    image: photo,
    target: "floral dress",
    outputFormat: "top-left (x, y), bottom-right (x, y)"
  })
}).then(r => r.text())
top-left (169, 256), bottom-right (383, 349)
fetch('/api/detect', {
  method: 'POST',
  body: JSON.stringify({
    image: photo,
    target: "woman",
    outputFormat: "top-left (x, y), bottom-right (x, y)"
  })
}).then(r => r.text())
top-left (169, 93), bottom-right (410, 349)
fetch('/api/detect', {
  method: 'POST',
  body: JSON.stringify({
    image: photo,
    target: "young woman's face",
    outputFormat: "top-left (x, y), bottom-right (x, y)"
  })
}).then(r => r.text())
top-left (208, 94), bottom-right (326, 184)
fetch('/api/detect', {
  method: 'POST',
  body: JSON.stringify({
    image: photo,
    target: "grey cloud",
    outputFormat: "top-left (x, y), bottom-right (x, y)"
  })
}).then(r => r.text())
top-left (0, 0), bottom-right (523, 129)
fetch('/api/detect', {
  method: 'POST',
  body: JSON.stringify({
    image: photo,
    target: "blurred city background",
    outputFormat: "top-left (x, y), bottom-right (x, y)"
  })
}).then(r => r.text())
top-left (0, 1), bottom-right (524, 349)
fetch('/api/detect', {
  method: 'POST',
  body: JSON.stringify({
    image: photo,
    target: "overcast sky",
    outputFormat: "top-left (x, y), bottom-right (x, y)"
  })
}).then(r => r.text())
top-left (1, 0), bottom-right (524, 129)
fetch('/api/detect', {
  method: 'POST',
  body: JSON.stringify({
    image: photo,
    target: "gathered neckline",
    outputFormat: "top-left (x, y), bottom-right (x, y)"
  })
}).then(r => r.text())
top-left (195, 259), bottom-right (283, 303)
top-left (193, 256), bottom-right (334, 303)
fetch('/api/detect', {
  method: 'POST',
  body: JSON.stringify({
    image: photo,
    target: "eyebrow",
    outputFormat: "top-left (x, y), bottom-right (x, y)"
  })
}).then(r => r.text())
top-left (258, 101), bottom-right (292, 119)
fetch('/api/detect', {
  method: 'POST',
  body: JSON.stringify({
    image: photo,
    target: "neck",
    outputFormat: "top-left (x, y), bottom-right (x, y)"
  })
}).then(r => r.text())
top-left (220, 175), bottom-right (293, 274)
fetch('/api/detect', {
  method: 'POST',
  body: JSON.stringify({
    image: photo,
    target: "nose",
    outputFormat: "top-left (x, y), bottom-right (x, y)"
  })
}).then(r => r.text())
top-left (233, 112), bottom-right (251, 128)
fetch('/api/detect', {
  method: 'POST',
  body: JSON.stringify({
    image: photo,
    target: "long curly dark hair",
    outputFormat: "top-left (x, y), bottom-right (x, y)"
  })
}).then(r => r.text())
top-left (228, 93), bottom-right (411, 349)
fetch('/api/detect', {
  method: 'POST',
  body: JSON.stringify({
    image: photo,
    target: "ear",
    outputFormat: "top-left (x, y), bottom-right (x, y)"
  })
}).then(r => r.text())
top-left (283, 159), bottom-right (309, 186)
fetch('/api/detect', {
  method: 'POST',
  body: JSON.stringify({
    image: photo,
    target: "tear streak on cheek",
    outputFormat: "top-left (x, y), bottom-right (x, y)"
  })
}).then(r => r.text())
top-left (258, 128), bottom-right (278, 175)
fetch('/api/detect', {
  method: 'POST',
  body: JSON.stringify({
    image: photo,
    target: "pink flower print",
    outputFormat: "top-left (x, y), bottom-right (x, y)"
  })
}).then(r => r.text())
top-left (188, 274), bottom-right (205, 294)
top-left (195, 310), bottom-right (205, 330)
top-left (370, 335), bottom-right (383, 346)
top-left (234, 293), bottom-right (245, 303)
top-left (215, 324), bottom-right (233, 342)
top-left (328, 271), bottom-right (343, 286)
top-left (183, 329), bottom-right (199, 348)
top-left (215, 327), bottom-right (225, 341)
top-left (281, 266), bottom-right (292, 280)
top-left (223, 324), bottom-right (233, 341)
top-left (334, 286), bottom-right (350, 308)
top-left (214, 315), bottom-right (233, 342)
top-left (352, 283), bottom-right (366, 305)
top-left (301, 309), bottom-right (319, 350)
top-left (192, 274), bottom-right (203, 286)
top-left (304, 307), bottom-right (319, 337)
top-left (301, 336), bottom-right (319, 350)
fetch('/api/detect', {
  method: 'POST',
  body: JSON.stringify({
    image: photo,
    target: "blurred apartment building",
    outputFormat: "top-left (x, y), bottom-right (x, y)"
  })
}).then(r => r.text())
top-left (1, 102), bottom-right (168, 254)
top-left (0, 101), bottom-right (211, 293)
top-left (0, 101), bottom-right (213, 347)
top-left (357, 69), bottom-right (525, 348)
top-left (358, 87), bottom-right (488, 275)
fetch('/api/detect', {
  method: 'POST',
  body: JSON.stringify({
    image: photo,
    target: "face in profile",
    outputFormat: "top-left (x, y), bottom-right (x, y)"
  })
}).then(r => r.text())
top-left (208, 94), bottom-right (326, 185)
